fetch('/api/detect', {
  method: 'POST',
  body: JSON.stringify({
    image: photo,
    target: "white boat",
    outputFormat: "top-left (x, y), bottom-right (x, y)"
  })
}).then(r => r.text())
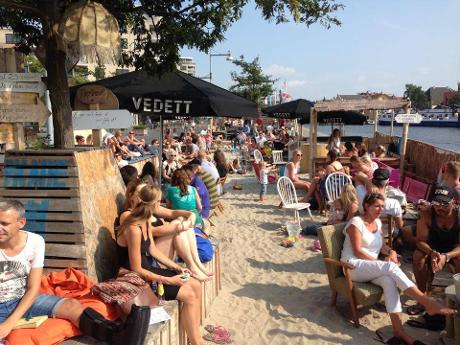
top-left (378, 107), bottom-right (460, 127)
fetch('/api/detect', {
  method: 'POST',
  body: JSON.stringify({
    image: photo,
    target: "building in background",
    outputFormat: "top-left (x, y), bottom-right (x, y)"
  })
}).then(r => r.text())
top-left (426, 86), bottom-right (453, 107)
top-left (177, 57), bottom-right (196, 76)
top-left (0, 28), bottom-right (20, 46)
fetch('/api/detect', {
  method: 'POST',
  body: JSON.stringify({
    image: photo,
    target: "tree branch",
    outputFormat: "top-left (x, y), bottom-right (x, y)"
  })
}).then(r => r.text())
top-left (0, 0), bottom-right (44, 19)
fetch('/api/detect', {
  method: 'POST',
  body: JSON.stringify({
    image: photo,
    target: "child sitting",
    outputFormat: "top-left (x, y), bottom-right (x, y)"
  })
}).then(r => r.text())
top-left (229, 157), bottom-right (246, 175)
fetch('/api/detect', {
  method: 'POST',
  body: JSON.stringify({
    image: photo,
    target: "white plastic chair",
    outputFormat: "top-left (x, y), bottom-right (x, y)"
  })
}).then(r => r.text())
top-left (272, 150), bottom-right (284, 164)
top-left (324, 172), bottom-right (353, 204)
top-left (277, 176), bottom-right (314, 226)
top-left (253, 149), bottom-right (263, 163)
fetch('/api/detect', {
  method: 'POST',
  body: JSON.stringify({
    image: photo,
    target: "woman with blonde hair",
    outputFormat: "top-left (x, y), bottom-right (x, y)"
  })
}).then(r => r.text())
top-left (302, 183), bottom-right (359, 236)
top-left (121, 180), bottom-right (211, 282)
top-left (163, 149), bottom-right (181, 183)
top-left (116, 184), bottom-right (206, 345)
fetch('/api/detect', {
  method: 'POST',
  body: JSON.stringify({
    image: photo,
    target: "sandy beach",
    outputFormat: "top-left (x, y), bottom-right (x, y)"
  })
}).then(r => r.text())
top-left (204, 173), bottom-right (445, 345)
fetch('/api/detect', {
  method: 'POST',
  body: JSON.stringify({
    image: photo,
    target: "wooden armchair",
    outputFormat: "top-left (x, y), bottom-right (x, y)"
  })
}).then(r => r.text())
top-left (318, 224), bottom-right (383, 327)
top-left (381, 215), bottom-right (395, 248)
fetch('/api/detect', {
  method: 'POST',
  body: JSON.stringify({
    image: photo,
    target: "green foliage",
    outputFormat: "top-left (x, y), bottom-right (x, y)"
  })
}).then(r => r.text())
top-left (0, 0), bottom-right (342, 147)
top-left (24, 54), bottom-right (44, 73)
top-left (230, 56), bottom-right (277, 106)
top-left (448, 94), bottom-right (460, 108)
top-left (404, 84), bottom-right (430, 110)
top-left (0, 1), bottom-right (342, 75)
top-left (92, 61), bottom-right (106, 81)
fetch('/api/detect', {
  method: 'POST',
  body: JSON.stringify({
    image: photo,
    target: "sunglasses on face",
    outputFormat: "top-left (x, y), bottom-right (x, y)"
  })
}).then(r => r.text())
top-left (296, 154), bottom-right (302, 157)
top-left (432, 200), bottom-right (452, 208)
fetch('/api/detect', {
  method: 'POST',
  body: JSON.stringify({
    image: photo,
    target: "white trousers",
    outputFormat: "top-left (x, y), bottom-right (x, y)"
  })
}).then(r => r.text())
top-left (347, 259), bottom-right (415, 313)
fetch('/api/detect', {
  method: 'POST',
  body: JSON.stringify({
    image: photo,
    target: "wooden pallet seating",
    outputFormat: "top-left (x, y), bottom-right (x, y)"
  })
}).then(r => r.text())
top-left (1, 148), bottom-right (222, 345)
top-left (1, 150), bottom-right (86, 273)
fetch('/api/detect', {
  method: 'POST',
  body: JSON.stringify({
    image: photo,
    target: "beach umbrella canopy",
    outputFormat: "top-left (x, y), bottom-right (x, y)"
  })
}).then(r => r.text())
top-left (299, 110), bottom-right (367, 125)
top-left (70, 70), bottom-right (259, 119)
top-left (261, 99), bottom-right (314, 120)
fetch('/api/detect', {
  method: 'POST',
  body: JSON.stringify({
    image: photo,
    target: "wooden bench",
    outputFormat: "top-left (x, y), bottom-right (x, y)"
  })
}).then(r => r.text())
top-left (1, 148), bottom-right (221, 345)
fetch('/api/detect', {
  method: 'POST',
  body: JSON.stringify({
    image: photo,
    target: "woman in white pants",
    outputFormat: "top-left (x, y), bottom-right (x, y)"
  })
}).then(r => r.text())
top-left (341, 193), bottom-right (455, 345)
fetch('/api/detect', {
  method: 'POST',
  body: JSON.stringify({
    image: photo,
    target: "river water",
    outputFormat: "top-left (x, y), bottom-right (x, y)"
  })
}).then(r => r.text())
top-left (313, 124), bottom-right (460, 153)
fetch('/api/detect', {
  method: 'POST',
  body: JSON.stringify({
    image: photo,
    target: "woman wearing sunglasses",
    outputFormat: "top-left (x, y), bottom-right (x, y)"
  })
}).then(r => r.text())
top-left (341, 192), bottom-right (455, 345)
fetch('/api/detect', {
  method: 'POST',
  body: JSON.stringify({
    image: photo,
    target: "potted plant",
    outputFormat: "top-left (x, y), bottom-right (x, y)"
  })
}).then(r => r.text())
top-left (132, 124), bottom-right (148, 136)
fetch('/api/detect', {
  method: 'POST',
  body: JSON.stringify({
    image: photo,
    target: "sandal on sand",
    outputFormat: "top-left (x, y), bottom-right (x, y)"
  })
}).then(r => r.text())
top-left (406, 304), bottom-right (425, 316)
top-left (309, 239), bottom-right (321, 252)
top-left (204, 325), bottom-right (229, 335)
top-left (203, 331), bottom-right (232, 344)
top-left (375, 330), bottom-right (426, 345)
top-left (374, 330), bottom-right (406, 345)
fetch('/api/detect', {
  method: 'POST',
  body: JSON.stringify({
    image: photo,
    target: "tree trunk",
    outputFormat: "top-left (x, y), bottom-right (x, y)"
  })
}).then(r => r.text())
top-left (44, 35), bottom-right (74, 149)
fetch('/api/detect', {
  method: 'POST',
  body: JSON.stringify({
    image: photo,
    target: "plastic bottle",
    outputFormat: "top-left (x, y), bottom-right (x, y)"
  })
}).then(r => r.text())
top-left (157, 282), bottom-right (165, 305)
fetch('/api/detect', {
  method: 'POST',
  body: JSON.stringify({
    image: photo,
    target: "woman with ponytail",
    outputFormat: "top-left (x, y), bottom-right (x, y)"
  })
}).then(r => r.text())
top-left (116, 184), bottom-right (205, 345)
top-left (121, 181), bottom-right (212, 282)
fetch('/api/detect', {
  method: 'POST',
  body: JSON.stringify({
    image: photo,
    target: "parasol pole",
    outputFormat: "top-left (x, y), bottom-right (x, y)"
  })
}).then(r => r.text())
top-left (159, 114), bottom-right (163, 185)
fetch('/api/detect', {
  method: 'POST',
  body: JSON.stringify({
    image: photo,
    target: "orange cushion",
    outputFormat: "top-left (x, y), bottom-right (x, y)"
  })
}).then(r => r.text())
top-left (6, 268), bottom-right (119, 345)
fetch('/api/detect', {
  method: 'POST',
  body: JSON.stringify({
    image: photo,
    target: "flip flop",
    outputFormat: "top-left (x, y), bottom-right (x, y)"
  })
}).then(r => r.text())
top-left (309, 239), bottom-right (322, 252)
top-left (374, 330), bottom-right (406, 345)
top-left (204, 325), bottom-right (229, 336)
top-left (203, 330), bottom-right (232, 344)
top-left (406, 304), bottom-right (425, 316)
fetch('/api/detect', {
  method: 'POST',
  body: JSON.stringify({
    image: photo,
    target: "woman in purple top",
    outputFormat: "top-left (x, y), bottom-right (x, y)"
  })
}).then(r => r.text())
top-left (184, 164), bottom-right (211, 219)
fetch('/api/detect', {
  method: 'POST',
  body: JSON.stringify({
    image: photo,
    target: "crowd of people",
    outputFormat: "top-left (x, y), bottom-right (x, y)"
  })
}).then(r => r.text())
top-left (282, 128), bottom-right (460, 344)
top-left (4, 120), bottom-right (460, 345)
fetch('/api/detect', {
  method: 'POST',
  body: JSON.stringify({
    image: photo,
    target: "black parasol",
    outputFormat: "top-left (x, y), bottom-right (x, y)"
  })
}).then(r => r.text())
top-left (70, 70), bottom-right (259, 119)
top-left (261, 99), bottom-right (314, 121)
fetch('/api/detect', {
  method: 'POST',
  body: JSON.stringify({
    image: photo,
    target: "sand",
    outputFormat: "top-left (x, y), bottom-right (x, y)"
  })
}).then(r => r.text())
top-left (203, 173), bottom-right (447, 345)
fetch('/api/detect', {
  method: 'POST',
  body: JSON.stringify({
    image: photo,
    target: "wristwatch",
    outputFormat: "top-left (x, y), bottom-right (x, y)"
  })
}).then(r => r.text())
top-left (443, 253), bottom-right (452, 263)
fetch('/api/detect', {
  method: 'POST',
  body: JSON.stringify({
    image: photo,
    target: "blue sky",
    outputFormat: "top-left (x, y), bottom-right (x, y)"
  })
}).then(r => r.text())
top-left (181, 0), bottom-right (460, 101)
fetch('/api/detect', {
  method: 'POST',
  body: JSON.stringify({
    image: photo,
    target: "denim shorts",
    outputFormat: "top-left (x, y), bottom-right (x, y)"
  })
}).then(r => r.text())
top-left (0, 294), bottom-right (64, 323)
top-left (260, 183), bottom-right (268, 196)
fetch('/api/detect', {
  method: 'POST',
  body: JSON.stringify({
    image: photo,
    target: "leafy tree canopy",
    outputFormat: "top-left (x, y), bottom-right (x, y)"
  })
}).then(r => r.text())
top-left (230, 56), bottom-right (277, 106)
top-left (1, 0), bottom-right (343, 74)
top-left (404, 84), bottom-right (430, 110)
top-left (0, 0), bottom-right (343, 147)
top-left (448, 94), bottom-right (460, 109)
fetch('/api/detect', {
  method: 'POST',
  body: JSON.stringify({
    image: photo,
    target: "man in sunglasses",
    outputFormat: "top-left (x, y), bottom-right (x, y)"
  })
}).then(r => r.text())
top-left (410, 185), bottom-right (460, 314)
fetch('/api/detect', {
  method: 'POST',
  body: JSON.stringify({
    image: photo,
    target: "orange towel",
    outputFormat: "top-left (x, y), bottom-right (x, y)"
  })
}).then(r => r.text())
top-left (7, 268), bottom-right (119, 345)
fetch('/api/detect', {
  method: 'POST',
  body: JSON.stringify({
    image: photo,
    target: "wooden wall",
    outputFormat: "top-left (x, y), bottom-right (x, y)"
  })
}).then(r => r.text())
top-left (74, 149), bottom-right (126, 281)
top-left (374, 131), bottom-right (460, 181)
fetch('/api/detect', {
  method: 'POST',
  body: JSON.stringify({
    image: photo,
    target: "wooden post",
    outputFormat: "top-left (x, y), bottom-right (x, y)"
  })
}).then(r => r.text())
top-left (399, 105), bottom-right (410, 185)
top-left (390, 109), bottom-right (395, 137)
top-left (12, 123), bottom-right (25, 150)
top-left (309, 108), bottom-right (317, 175)
top-left (373, 109), bottom-right (378, 135)
top-left (90, 103), bottom-right (102, 147)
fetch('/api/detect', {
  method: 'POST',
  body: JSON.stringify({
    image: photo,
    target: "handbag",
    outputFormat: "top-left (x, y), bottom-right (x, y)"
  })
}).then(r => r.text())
top-left (194, 227), bottom-right (214, 263)
top-left (91, 268), bottom-right (149, 305)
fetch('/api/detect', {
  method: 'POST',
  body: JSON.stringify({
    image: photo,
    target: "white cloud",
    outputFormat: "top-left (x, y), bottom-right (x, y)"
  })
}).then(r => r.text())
top-left (264, 64), bottom-right (296, 76)
top-left (286, 80), bottom-right (307, 88)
